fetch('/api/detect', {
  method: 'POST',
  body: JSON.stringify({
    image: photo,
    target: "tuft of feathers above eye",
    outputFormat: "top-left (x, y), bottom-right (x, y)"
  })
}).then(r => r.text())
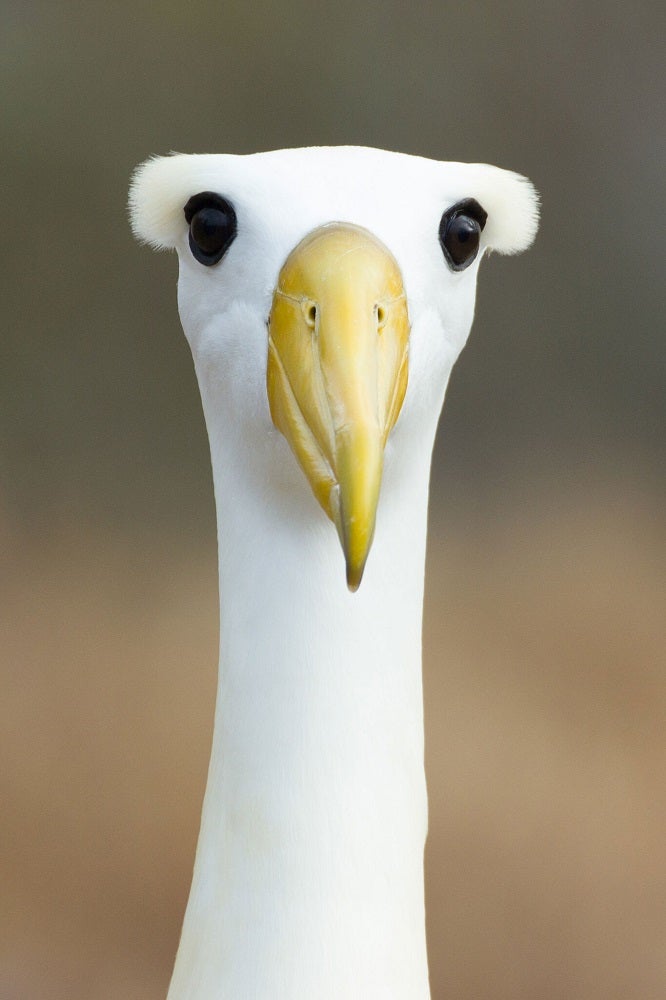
top-left (129, 153), bottom-right (200, 250)
top-left (459, 163), bottom-right (539, 256)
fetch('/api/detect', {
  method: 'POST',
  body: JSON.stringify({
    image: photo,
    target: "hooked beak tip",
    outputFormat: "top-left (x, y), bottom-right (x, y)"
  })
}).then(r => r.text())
top-left (345, 558), bottom-right (366, 593)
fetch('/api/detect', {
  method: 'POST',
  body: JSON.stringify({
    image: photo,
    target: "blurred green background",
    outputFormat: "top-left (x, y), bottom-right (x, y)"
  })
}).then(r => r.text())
top-left (2, 2), bottom-right (664, 998)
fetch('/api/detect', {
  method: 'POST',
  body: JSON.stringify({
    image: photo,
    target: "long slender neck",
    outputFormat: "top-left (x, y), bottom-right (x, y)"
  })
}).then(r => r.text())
top-left (167, 400), bottom-right (436, 999)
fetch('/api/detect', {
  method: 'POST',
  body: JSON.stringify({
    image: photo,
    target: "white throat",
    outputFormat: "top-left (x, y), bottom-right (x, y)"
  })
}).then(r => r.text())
top-left (166, 366), bottom-right (441, 1000)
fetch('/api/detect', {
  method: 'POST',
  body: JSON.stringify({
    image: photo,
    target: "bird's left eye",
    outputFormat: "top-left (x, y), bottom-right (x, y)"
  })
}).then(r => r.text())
top-left (184, 192), bottom-right (237, 266)
top-left (439, 198), bottom-right (488, 271)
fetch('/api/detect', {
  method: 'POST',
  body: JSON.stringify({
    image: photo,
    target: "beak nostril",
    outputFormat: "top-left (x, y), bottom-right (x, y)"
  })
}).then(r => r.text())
top-left (376, 304), bottom-right (387, 330)
top-left (304, 302), bottom-right (318, 329)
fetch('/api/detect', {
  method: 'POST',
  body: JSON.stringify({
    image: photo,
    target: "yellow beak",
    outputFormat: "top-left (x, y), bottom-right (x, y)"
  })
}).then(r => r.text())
top-left (267, 223), bottom-right (410, 590)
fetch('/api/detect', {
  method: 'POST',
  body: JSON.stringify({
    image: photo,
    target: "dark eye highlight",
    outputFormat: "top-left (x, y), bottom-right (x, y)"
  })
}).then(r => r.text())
top-left (439, 198), bottom-right (487, 271)
top-left (184, 192), bottom-right (237, 266)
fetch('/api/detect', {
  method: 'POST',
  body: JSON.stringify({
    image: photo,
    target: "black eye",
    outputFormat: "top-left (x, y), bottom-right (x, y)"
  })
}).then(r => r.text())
top-left (439, 198), bottom-right (488, 271)
top-left (184, 192), bottom-right (237, 266)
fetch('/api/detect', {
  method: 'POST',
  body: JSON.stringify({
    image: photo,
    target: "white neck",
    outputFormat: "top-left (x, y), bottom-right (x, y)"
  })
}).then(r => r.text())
top-left (167, 379), bottom-right (439, 999)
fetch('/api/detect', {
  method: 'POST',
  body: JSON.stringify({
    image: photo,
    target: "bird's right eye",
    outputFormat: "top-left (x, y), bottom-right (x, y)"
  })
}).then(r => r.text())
top-left (184, 192), bottom-right (237, 266)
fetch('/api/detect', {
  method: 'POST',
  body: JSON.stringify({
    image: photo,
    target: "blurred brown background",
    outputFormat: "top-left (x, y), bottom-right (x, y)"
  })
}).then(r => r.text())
top-left (1, 2), bottom-right (664, 998)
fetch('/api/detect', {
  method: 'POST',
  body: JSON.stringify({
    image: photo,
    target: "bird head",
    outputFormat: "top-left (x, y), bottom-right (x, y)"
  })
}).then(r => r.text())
top-left (129, 147), bottom-right (538, 590)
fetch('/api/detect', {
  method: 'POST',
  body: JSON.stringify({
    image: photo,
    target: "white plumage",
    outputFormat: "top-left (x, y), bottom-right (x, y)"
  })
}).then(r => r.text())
top-left (129, 146), bottom-right (538, 999)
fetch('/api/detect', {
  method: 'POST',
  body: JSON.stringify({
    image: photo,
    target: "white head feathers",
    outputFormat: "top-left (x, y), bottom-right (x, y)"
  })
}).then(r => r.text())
top-left (129, 145), bottom-right (538, 257)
